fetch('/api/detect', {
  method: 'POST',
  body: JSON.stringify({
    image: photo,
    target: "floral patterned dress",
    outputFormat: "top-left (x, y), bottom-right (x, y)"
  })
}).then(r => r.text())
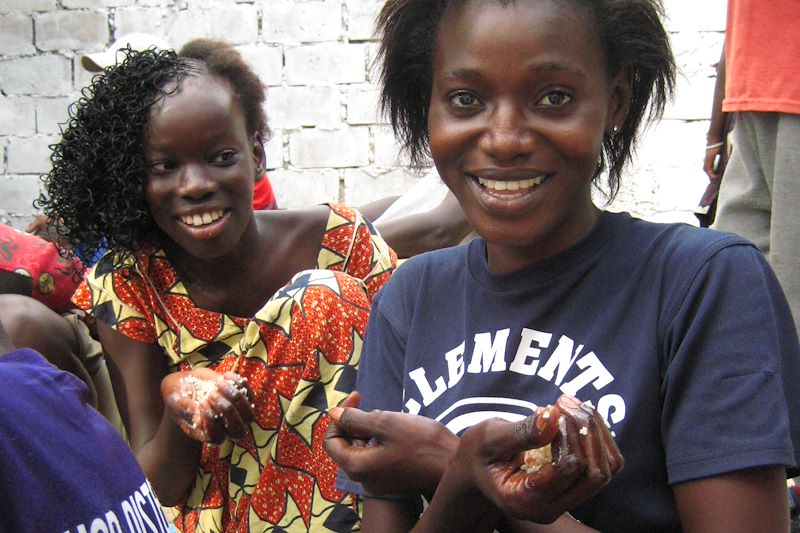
top-left (73, 205), bottom-right (396, 532)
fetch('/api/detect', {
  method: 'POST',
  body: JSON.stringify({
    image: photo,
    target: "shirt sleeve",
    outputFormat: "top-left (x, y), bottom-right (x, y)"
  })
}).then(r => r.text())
top-left (317, 204), bottom-right (397, 302)
top-left (661, 241), bottom-right (800, 483)
top-left (71, 251), bottom-right (157, 345)
top-left (341, 206), bottom-right (397, 301)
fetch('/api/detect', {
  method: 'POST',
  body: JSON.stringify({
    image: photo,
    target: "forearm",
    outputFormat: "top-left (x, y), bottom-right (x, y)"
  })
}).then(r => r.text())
top-left (499, 515), bottom-right (599, 533)
top-left (412, 464), bottom-right (500, 533)
top-left (357, 196), bottom-right (401, 223)
top-left (707, 45), bottom-right (728, 144)
top-left (376, 193), bottom-right (471, 258)
top-left (136, 413), bottom-right (202, 506)
top-left (378, 216), bottom-right (470, 258)
top-left (98, 323), bottom-right (204, 506)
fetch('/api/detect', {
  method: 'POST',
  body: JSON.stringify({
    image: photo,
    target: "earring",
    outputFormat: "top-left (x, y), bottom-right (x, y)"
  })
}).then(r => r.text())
top-left (612, 125), bottom-right (620, 134)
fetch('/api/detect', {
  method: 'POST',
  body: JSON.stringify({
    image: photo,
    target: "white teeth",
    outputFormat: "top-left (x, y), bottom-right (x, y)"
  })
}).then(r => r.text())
top-left (181, 210), bottom-right (225, 227)
top-left (476, 176), bottom-right (545, 191)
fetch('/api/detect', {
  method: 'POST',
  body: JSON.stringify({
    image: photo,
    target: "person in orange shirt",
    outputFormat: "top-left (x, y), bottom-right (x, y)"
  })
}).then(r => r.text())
top-left (708, 0), bottom-right (800, 337)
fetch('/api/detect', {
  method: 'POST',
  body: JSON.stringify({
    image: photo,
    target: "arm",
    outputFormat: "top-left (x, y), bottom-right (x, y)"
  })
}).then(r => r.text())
top-left (376, 192), bottom-right (472, 258)
top-left (96, 321), bottom-right (201, 505)
top-left (704, 44), bottom-right (728, 182)
top-left (357, 195), bottom-right (402, 223)
top-left (362, 498), bottom-right (424, 533)
top-left (98, 322), bottom-right (254, 505)
top-left (674, 466), bottom-right (789, 533)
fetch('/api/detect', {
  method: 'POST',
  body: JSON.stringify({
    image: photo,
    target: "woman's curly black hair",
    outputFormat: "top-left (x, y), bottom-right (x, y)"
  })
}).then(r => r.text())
top-left (375, 0), bottom-right (676, 200)
top-left (39, 39), bottom-right (268, 268)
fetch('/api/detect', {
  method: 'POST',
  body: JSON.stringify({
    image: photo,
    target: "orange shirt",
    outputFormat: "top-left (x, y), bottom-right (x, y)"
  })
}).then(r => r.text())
top-left (723, 0), bottom-right (800, 114)
top-left (252, 172), bottom-right (278, 210)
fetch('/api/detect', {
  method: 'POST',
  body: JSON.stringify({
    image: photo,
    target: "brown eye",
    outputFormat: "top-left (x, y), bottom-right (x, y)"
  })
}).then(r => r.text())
top-left (213, 150), bottom-right (239, 165)
top-left (449, 91), bottom-right (481, 109)
top-left (148, 160), bottom-right (178, 175)
top-left (537, 91), bottom-right (572, 107)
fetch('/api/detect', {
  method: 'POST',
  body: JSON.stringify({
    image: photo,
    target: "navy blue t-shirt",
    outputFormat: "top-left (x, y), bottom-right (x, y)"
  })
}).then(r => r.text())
top-left (343, 211), bottom-right (800, 532)
top-left (0, 349), bottom-right (170, 533)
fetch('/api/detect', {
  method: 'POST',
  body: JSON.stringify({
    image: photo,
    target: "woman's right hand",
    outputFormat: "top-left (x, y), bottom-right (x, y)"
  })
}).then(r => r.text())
top-left (325, 391), bottom-right (459, 498)
top-left (161, 368), bottom-right (254, 445)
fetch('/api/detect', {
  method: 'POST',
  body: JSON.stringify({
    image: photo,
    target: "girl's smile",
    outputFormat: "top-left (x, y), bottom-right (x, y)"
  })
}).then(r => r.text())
top-left (429, 0), bottom-right (629, 274)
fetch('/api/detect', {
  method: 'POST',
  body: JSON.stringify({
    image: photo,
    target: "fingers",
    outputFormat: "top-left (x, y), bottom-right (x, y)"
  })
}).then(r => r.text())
top-left (208, 375), bottom-right (253, 440)
top-left (471, 404), bottom-right (560, 465)
top-left (166, 371), bottom-right (254, 444)
top-left (24, 215), bottom-right (48, 233)
top-left (328, 406), bottom-right (381, 441)
top-left (323, 417), bottom-right (361, 471)
top-left (514, 404), bottom-right (561, 451)
top-left (324, 394), bottom-right (373, 471)
top-left (338, 390), bottom-right (361, 409)
top-left (541, 396), bottom-right (621, 510)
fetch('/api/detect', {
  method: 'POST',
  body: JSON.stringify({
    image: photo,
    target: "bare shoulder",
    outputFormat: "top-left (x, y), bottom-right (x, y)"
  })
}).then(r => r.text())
top-left (251, 205), bottom-right (333, 270)
top-left (254, 205), bottom-right (330, 238)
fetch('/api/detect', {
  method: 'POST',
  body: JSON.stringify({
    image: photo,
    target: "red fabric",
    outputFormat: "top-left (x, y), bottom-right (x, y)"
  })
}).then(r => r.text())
top-left (252, 173), bottom-right (278, 210)
top-left (0, 224), bottom-right (82, 313)
top-left (723, 0), bottom-right (800, 114)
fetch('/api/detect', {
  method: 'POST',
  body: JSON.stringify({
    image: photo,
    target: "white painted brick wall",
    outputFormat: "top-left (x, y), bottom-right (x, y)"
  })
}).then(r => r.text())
top-left (0, 15), bottom-right (35, 55)
top-left (0, 97), bottom-right (36, 135)
top-left (0, 0), bottom-right (726, 229)
top-left (35, 11), bottom-right (109, 51)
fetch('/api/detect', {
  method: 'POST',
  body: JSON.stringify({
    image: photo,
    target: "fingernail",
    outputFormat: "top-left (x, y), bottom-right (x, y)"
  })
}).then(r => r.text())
top-left (536, 405), bottom-right (556, 431)
top-left (328, 407), bottom-right (343, 421)
top-left (536, 411), bottom-right (549, 431)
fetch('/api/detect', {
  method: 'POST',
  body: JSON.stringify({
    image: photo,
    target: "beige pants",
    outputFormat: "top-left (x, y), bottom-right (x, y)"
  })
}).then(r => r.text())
top-left (713, 111), bottom-right (800, 336)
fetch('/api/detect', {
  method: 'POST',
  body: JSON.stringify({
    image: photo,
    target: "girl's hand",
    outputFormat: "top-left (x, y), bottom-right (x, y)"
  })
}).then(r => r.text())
top-left (456, 395), bottom-right (623, 524)
top-left (325, 391), bottom-right (458, 498)
top-left (161, 368), bottom-right (254, 445)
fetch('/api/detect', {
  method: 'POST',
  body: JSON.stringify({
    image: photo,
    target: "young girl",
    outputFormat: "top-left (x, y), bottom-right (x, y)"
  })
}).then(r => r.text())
top-left (325, 0), bottom-right (800, 531)
top-left (42, 39), bottom-right (395, 531)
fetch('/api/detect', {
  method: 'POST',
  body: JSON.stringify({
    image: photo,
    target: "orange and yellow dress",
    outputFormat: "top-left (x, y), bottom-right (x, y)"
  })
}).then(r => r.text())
top-left (73, 204), bottom-right (396, 532)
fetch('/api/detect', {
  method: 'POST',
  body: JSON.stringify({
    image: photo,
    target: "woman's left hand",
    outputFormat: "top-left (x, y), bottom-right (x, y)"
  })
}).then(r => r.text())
top-left (455, 395), bottom-right (624, 524)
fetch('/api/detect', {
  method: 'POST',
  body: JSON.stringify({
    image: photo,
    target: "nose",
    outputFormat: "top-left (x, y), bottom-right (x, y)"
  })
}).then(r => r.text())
top-left (177, 163), bottom-right (217, 200)
top-left (478, 102), bottom-right (535, 162)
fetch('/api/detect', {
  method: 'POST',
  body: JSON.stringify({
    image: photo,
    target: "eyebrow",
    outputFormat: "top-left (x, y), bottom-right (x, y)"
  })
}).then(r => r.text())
top-left (440, 61), bottom-right (586, 82)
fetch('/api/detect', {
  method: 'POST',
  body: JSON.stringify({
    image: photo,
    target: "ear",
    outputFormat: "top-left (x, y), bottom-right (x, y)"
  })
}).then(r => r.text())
top-left (251, 131), bottom-right (266, 172)
top-left (605, 65), bottom-right (632, 136)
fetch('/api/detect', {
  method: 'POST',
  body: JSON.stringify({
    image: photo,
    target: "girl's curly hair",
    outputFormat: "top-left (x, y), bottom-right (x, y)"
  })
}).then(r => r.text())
top-left (376, 0), bottom-right (676, 200)
top-left (39, 39), bottom-right (268, 267)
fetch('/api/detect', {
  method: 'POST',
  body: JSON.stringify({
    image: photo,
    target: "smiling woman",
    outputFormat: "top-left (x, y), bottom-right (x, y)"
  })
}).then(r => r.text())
top-left (323, 1), bottom-right (800, 532)
top-left (40, 39), bottom-right (395, 532)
